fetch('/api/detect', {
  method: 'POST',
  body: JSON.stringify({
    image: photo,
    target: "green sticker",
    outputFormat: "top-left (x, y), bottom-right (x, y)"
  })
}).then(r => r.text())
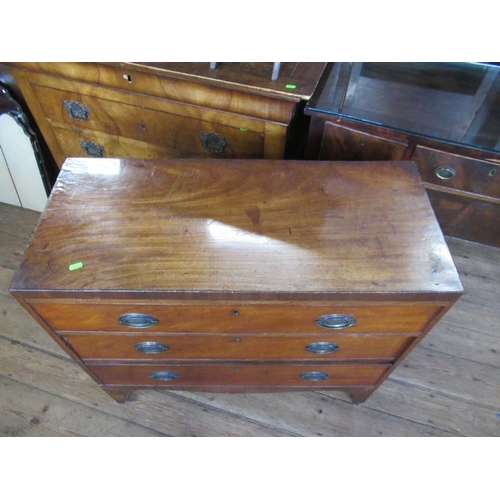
top-left (69, 262), bottom-right (84, 271)
top-left (240, 128), bottom-right (248, 132)
top-left (285, 84), bottom-right (297, 89)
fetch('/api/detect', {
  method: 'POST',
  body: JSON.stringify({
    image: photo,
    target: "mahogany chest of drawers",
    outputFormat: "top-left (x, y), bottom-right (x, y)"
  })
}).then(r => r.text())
top-left (10, 158), bottom-right (463, 403)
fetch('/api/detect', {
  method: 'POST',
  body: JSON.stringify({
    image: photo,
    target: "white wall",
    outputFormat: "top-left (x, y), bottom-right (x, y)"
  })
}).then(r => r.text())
top-left (0, 113), bottom-right (47, 212)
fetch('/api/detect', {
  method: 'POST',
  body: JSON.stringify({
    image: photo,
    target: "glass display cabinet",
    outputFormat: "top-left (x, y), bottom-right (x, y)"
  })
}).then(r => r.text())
top-left (305, 62), bottom-right (500, 247)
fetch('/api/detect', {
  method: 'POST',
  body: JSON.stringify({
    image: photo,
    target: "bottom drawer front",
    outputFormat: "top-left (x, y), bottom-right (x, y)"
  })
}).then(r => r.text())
top-left (51, 126), bottom-right (174, 160)
top-left (427, 190), bottom-right (500, 247)
top-left (88, 363), bottom-right (390, 387)
top-left (65, 333), bottom-right (412, 361)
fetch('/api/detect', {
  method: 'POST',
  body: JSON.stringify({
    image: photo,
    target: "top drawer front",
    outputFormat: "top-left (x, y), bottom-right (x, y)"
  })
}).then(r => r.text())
top-left (16, 63), bottom-right (297, 123)
top-left (412, 146), bottom-right (500, 198)
top-left (319, 122), bottom-right (408, 161)
top-left (29, 301), bottom-right (442, 334)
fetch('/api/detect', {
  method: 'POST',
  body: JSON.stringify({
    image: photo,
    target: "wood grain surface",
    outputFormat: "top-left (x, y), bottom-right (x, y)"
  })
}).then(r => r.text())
top-left (10, 158), bottom-right (463, 299)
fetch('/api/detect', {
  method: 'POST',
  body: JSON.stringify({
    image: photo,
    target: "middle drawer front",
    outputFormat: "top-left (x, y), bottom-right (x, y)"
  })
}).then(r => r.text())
top-left (87, 362), bottom-right (390, 388)
top-left (62, 333), bottom-right (413, 361)
top-left (31, 301), bottom-right (442, 334)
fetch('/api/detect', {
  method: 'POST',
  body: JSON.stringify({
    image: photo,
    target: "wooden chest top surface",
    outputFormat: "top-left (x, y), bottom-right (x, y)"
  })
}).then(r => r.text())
top-left (10, 158), bottom-right (463, 300)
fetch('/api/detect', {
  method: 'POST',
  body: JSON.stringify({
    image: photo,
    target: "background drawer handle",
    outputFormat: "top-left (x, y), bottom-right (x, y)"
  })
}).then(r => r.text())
top-left (434, 165), bottom-right (456, 179)
top-left (63, 100), bottom-right (90, 121)
top-left (315, 314), bottom-right (356, 330)
top-left (80, 140), bottom-right (104, 157)
top-left (305, 341), bottom-right (339, 354)
top-left (118, 313), bottom-right (159, 328)
top-left (134, 341), bottom-right (168, 353)
top-left (149, 371), bottom-right (179, 381)
top-left (199, 131), bottom-right (228, 153)
top-left (300, 371), bottom-right (329, 381)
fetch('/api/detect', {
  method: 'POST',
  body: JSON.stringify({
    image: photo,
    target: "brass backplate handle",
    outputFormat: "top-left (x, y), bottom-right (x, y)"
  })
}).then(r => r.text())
top-left (80, 140), bottom-right (104, 158)
top-left (63, 100), bottom-right (90, 121)
top-left (199, 131), bottom-right (228, 153)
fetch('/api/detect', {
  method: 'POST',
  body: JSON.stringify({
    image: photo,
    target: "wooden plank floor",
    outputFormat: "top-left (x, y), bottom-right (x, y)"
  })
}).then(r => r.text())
top-left (1, 201), bottom-right (499, 436)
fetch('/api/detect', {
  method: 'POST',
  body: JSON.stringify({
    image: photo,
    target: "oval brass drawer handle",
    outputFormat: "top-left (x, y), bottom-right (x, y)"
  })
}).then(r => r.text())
top-left (305, 341), bottom-right (339, 354)
top-left (434, 165), bottom-right (456, 180)
top-left (300, 371), bottom-right (329, 381)
top-left (315, 313), bottom-right (356, 330)
top-left (149, 371), bottom-right (179, 381)
top-left (118, 313), bottom-right (159, 328)
top-left (134, 341), bottom-right (168, 353)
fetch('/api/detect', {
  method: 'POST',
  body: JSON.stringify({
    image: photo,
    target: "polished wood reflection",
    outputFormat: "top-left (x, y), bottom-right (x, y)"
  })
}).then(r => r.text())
top-left (10, 158), bottom-right (462, 300)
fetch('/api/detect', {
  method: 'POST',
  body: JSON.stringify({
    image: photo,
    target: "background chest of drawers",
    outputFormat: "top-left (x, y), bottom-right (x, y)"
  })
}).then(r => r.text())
top-left (6, 62), bottom-right (326, 169)
top-left (10, 158), bottom-right (462, 404)
top-left (305, 62), bottom-right (500, 247)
